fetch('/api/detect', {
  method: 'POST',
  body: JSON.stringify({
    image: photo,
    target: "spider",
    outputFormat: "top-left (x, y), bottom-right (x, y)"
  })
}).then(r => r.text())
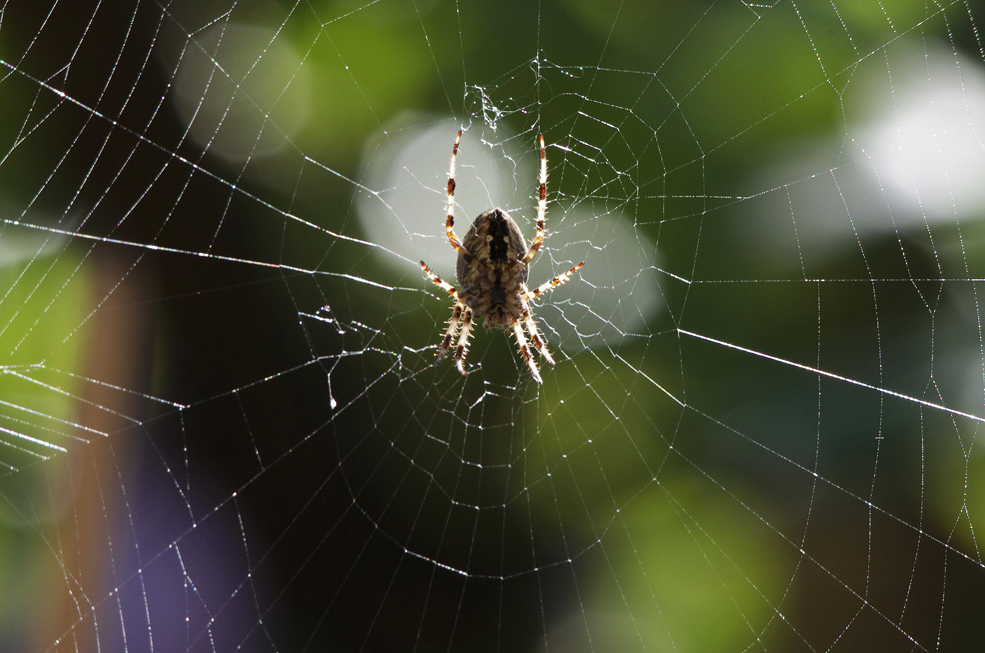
top-left (420, 130), bottom-right (584, 384)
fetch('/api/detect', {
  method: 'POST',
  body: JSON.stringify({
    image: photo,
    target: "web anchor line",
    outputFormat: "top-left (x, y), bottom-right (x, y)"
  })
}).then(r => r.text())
top-left (679, 329), bottom-right (985, 424)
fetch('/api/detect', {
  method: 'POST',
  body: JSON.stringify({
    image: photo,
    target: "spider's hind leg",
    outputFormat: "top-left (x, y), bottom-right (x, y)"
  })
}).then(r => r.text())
top-left (443, 130), bottom-right (481, 274)
top-left (521, 134), bottom-right (549, 266)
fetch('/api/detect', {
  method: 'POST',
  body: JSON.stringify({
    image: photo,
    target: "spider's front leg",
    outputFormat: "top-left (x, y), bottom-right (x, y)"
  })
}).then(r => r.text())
top-left (518, 296), bottom-right (555, 367)
top-left (452, 305), bottom-right (474, 375)
top-left (435, 303), bottom-right (463, 364)
top-left (420, 261), bottom-right (474, 374)
top-left (511, 317), bottom-right (543, 384)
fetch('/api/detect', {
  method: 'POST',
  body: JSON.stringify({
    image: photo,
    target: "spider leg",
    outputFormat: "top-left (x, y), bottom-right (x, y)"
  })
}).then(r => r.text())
top-left (521, 134), bottom-right (548, 266)
top-left (453, 306), bottom-right (475, 375)
top-left (420, 260), bottom-right (466, 364)
top-left (511, 317), bottom-right (543, 384)
top-left (523, 262), bottom-right (585, 302)
top-left (518, 295), bottom-right (555, 366)
top-left (443, 130), bottom-right (481, 272)
top-left (435, 303), bottom-right (463, 364)
top-left (420, 260), bottom-right (460, 298)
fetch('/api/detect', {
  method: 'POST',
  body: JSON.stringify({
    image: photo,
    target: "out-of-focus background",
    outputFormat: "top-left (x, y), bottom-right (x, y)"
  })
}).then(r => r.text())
top-left (3, 0), bottom-right (985, 650)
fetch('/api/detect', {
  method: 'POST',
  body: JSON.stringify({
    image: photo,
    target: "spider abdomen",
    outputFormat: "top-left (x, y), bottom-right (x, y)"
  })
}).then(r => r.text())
top-left (456, 209), bottom-right (530, 330)
top-left (456, 209), bottom-right (529, 286)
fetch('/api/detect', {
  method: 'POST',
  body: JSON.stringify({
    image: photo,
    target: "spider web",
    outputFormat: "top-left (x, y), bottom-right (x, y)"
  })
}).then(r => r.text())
top-left (2, 0), bottom-right (985, 650)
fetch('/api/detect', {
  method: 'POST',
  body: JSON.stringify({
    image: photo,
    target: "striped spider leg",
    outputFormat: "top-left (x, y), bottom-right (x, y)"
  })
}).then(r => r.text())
top-left (516, 261), bottom-right (585, 373)
top-left (419, 261), bottom-right (474, 375)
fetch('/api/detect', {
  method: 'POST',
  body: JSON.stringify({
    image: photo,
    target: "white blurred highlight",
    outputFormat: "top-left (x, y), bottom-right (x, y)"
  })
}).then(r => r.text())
top-left (161, 23), bottom-right (311, 165)
top-left (859, 44), bottom-right (985, 221)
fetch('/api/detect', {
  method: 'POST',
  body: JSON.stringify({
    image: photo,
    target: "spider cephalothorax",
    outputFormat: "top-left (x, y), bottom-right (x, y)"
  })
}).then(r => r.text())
top-left (420, 131), bottom-right (584, 384)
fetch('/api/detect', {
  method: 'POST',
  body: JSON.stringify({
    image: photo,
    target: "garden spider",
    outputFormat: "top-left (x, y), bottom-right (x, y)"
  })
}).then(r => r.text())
top-left (420, 130), bottom-right (584, 383)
